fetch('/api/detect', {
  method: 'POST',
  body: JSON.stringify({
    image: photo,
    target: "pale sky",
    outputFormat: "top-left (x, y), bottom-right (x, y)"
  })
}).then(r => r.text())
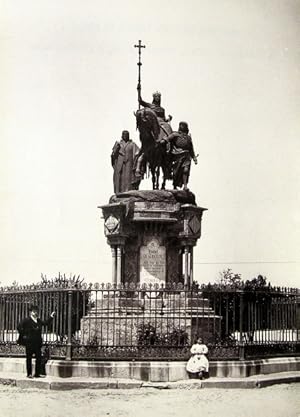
top-left (0, 0), bottom-right (299, 287)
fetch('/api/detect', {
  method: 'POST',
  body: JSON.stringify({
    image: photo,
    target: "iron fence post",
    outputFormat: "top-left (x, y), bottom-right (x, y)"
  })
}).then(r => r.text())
top-left (239, 290), bottom-right (245, 360)
top-left (66, 289), bottom-right (73, 361)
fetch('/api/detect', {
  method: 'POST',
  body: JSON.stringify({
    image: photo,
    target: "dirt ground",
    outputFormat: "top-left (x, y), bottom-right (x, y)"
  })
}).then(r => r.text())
top-left (0, 384), bottom-right (299, 417)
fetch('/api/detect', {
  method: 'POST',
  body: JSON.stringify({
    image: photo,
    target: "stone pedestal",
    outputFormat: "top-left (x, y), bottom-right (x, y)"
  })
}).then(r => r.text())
top-left (79, 190), bottom-right (219, 350)
top-left (80, 293), bottom-right (221, 346)
top-left (100, 190), bottom-right (207, 287)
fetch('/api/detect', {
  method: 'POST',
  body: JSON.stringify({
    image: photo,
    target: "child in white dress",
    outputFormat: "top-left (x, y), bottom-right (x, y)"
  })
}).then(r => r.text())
top-left (186, 337), bottom-right (209, 379)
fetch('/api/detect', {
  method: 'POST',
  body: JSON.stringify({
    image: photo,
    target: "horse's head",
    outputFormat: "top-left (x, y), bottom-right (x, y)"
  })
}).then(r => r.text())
top-left (136, 108), bottom-right (160, 141)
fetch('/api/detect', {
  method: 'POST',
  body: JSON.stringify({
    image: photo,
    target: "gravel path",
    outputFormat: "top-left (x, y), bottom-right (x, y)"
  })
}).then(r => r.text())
top-left (0, 384), bottom-right (299, 417)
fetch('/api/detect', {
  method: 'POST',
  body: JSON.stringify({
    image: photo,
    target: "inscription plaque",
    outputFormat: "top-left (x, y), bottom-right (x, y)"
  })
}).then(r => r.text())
top-left (140, 238), bottom-right (166, 285)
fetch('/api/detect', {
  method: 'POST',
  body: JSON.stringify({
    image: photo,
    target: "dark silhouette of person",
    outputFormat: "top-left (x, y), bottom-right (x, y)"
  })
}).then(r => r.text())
top-left (17, 304), bottom-right (55, 378)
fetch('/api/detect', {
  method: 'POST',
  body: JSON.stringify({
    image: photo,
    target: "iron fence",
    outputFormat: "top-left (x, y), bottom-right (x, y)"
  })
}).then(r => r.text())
top-left (0, 282), bottom-right (299, 360)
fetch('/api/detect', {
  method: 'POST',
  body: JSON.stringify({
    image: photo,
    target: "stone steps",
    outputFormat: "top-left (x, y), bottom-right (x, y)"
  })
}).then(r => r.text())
top-left (95, 297), bottom-right (211, 310)
top-left (1, 357), bottom-right (299, 381)
top-left (1, 371), bottom-right (300, 390)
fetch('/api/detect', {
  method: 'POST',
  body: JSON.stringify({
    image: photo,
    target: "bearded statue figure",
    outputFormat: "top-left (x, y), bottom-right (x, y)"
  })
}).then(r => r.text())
top-left (111, 130), bottom-right (140, 194)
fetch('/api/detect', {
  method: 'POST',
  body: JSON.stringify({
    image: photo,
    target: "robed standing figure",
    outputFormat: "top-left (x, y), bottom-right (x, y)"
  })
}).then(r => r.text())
top-left (111, 130), bottom-right (140, 194)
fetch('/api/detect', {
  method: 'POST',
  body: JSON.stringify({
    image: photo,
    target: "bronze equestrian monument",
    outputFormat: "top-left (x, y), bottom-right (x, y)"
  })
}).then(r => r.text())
top-left (82, 41), bottom-right (220, 347)
top-left (103, 40), bottom-right (205, 289)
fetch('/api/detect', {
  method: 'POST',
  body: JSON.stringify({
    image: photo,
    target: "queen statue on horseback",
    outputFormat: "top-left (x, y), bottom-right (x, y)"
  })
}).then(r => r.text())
top-left (138, 90), bottom-right (173, 136)
top-left (134, 89), bottom-right (173, 188)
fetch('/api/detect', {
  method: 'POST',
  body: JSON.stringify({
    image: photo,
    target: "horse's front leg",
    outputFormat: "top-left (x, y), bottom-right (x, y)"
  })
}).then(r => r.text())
top-left (155, 167), bottom-right (160, 190)
top-left (161, 167), bottom-right (166, 190)
top-left (151, 166), bottom-right (156, 190)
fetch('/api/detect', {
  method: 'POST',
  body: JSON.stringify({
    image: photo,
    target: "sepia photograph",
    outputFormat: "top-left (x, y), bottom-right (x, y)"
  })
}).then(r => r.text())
top-left (0, 1), bottom-right (299, 416)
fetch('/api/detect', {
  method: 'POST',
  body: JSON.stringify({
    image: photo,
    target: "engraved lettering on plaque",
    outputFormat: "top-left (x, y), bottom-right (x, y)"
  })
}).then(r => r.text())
top-left (140, 238), bottom-right (166, 285)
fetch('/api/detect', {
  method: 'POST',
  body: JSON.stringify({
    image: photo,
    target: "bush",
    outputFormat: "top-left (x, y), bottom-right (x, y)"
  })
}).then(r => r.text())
top-left (137, 323), bottom-right (189, 347)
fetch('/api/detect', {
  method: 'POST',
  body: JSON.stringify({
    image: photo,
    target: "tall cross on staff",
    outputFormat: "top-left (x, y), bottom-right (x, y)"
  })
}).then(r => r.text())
top-left (134, 40), bottom-right (146, 109)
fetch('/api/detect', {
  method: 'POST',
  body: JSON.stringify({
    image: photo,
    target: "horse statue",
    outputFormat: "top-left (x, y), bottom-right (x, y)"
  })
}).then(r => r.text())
top-left (134, 107), bottom-right (172, 190)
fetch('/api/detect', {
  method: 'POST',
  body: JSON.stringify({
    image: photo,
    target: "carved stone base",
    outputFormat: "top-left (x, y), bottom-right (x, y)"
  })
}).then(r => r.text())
top-left (100, 190), bottom-right (207, 287)
top-left (80, 293), bottom-right (221, 347)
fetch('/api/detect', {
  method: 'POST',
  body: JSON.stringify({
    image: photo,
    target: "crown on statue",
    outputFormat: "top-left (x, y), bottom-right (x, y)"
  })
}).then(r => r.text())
top-left (152, 91), bottom-right (161, 97)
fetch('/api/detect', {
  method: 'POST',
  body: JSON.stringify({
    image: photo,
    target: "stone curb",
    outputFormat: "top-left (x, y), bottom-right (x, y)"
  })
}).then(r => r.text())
top-left (255, 375), bottom-right (300, 388)
top-left (0, 372), bottom-right (299, 390)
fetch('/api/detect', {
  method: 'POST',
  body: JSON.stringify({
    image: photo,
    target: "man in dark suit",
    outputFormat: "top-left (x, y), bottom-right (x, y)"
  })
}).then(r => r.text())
top-left (17, 305), bottom-right (55, 378)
